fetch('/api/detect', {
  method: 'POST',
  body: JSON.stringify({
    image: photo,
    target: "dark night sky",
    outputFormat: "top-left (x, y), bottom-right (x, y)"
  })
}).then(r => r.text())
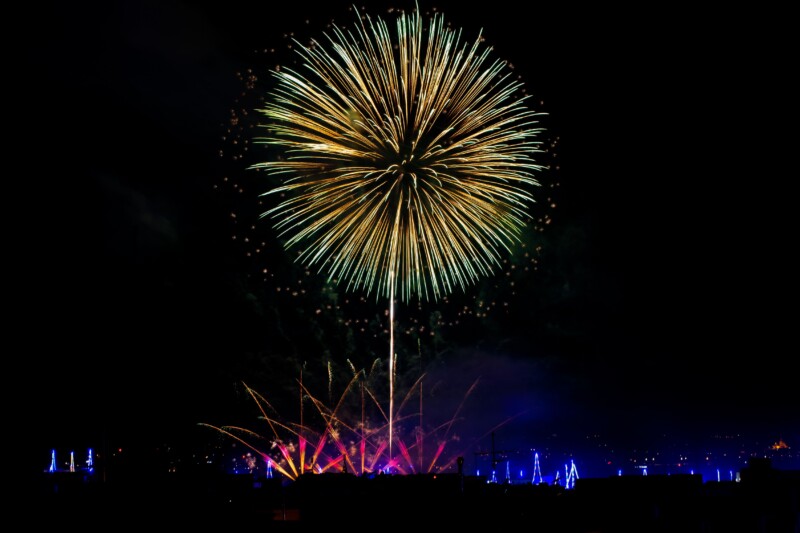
top-left (14, 1), bottom-right (797, 468)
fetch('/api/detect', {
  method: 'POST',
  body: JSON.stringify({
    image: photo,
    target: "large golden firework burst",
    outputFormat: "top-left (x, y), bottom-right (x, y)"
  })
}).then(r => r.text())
top-left (252, 5), bottom-right (547, 303)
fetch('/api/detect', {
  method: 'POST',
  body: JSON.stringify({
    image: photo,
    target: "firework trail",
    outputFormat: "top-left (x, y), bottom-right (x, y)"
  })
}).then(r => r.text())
top-left (201, 373), bottom-right (510, 479)
top-left (248, 3), bottom-right (549, 463)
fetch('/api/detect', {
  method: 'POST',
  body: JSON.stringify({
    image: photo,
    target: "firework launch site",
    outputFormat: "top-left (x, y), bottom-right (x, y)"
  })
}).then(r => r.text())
top-left (34, 450), bottom-right (798, 531)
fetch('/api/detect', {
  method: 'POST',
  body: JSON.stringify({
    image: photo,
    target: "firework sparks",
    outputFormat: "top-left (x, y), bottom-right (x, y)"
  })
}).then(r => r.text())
top-left (200, 370), bottom-right (519, 480)
top-left (251, 5), bottom-right (547, 304)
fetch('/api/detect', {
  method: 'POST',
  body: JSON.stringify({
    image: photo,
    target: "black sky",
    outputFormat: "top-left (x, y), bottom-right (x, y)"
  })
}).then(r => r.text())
top-left (15, 1), bottom-right (797, 465)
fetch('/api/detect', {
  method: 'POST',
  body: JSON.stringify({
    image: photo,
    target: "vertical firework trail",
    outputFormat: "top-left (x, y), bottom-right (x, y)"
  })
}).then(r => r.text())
top-left (251, 4), bottom-right (548, 461)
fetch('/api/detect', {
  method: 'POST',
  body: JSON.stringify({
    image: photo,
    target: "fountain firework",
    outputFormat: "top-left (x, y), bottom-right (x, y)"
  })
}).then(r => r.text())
top-left (201, 364), bottom-right (519, 480)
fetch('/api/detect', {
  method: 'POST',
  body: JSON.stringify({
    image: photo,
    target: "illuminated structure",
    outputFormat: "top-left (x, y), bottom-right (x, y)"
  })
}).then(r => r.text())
top-left (44, 448), bottom-right (95, 474)
top-left (565, 459), bottom-right (579, 489)
top-left (532, 451), bottom-right (543, 485)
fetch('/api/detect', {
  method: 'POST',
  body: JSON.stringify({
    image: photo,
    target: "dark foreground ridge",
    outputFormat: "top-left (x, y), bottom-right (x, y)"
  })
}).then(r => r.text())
top-left (33, 458), bottom-right (798, 531)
